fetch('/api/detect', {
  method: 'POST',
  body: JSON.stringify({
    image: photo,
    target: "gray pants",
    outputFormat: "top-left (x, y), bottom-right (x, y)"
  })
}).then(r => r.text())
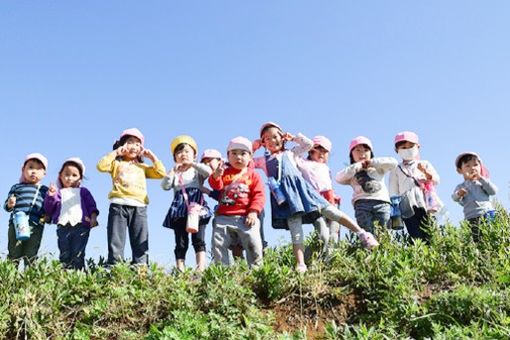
top-left (313, 217), bottom-right (340, 247)
top-left (107, 203), bottom-right (149, 265)
top-left (288, 205), bottom-right (345, 245)
top-left (213, 215), bottom-right (263, 268)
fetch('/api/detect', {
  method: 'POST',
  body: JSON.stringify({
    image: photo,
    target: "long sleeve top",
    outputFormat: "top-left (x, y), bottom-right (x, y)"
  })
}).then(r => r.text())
top-left (209, 166), bottom-right (265, 216)
top-left (97, 151), bottom-right (166, 205)
top-left (388, 160), bottom-right (440, 209)
top-left (336, 157), bottom-right (397, 204)
top-left (4, 183), bottom-right (49, 227)
top-left (452, 177), bottom-right (498, 219)
top-left (161, 162), bottom-right (212, 191)
top-left (44, 187), bottom-right (99, 227)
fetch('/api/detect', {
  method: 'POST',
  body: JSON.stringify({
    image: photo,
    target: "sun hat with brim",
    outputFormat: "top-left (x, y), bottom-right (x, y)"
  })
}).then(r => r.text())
top-left (24, 153), bottom-right (48, 170)
top-left (394, 131), bottom-right (419, 145)
top-left (200, 149), bottom-right (222, 162)
top-left (227, 136), bottom-right (253, 153)
top-left (312, 136), bottom-right (332, 152)
top-left (349, 136), bottom-right (373, 153)
top-left (170, 135), bottom-right (198, 155)
top-left (120, 128), bottom-right (145, 145)
top-left (455, 151), bottom-right (490, 177)
top-left (63, 157), bottom-right (86, 176)
top-left (259, 121), bottom-right (283, 138)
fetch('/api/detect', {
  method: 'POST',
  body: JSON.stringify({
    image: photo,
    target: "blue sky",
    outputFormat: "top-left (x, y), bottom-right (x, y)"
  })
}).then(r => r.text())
top-left (1, 1), bottom-right (509, 268)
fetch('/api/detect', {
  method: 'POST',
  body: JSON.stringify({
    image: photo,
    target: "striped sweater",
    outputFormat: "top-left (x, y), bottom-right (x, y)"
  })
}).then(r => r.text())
top-left (3, 183), bottom-right (49, 227)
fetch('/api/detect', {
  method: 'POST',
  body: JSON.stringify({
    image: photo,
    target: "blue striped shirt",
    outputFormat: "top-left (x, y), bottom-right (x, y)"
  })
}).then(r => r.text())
top-left (3, 183), bottom-right (49, 227)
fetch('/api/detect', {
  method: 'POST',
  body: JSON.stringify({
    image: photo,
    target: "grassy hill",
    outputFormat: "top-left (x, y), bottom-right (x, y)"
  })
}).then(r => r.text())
top-left (2, 210), bottom-right (510, 339)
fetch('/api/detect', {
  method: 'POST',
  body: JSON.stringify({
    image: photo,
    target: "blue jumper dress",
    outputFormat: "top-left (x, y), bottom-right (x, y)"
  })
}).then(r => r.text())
top-left (266, 152), bottom-right (329, 229)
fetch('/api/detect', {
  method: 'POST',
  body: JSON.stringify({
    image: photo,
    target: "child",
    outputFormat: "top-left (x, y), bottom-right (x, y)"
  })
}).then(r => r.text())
top-left (209, 137), bottom-right (265, 268)
top-left (452, 152), bottom-right (497, 242)
top-left (388, 131), bottom-right (440, 241)
top-left (253, 122), bottom-right (378, 272)
top-left (297, 135), bottom-right (341, 252)
top-left (3, 153), bottom-right (49, 267)
top-left (336, 136), bottom-right (397, 234)
top-left (97, 128), bottom-right (166, 266)
top-left (44, 158), bottom-right (99, 270)
top-left (161, 135), bottom-right (212, 272)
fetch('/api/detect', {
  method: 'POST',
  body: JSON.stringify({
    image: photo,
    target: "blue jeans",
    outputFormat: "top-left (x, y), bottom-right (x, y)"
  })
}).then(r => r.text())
top-left (354, 199), bottom-right (391, 234)
top-left (57, 223), bottom-right (90, 270)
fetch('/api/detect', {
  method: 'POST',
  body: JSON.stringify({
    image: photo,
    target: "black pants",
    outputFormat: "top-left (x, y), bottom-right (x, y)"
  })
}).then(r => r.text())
top-left (173, 218), bottom-right (206, 260)
top-left (57, 223), bottom-right (90, 270)
top-left (404, 207), bottom-right (431, 242)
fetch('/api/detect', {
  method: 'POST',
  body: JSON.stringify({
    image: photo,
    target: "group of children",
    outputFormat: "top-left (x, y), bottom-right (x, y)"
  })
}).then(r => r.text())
top-left (3, 124), bottom-right (499, 273)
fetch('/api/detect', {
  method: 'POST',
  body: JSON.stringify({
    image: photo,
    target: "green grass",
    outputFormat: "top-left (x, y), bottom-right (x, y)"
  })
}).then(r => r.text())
top-left (1, 209), bottom-right (510, 338)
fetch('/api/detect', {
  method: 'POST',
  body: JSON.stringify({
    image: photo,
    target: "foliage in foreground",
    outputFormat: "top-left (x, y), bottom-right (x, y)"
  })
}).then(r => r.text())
top-left (1, 210), bottom-right (510, 339)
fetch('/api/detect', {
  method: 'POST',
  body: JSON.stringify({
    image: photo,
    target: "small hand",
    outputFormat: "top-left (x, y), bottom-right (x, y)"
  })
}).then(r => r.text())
top-left (116, 145), bottom-right (128, 157)
top-left (417, 162), bottom-right (432, 180)
top-left (457, 187), bottom-right (468, 198)
top-left (175, 161), bottom-right (192, 172)
top-left (141, 148), bottom-right (157, 162)
top-left (361, 159), bottom-right (371, 169)
top-left (7, 195), bottom-right (16, 209)
top-left (85, 215), bottom-right (98, 228)
top-left (252, 139), bottom-right (263, 151)
top-left (48, 183), bottom-right (58, 197)
top-left (245, 211), bottom-right (258, 227)
top-left (282, 132), bottom-right (294, 142)
top-left (213, 162), bottom-right (225, 178)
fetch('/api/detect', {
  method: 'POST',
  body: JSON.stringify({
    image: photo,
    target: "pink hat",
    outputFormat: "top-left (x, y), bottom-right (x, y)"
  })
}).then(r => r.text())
top-left (200, 149), bottom-right (222, 161)
top-left (394, 131), bottom-right (419, 145)
top-left (312, 136), bottom-right (332, 152)
top-left (455, 151), bottom-right (490, 177)
top-left (227, 136), bottom-right (253, 153)
top-left (24, 153), bottom-right (48, 170)
top-left (63, 157), bottom-right (86, 176)
top-left (259, 121), bottom-right (283, 137)
top-left (349, 136), bottom-right (373, 152)
top-left (120, 128), bottom-right (145, 145)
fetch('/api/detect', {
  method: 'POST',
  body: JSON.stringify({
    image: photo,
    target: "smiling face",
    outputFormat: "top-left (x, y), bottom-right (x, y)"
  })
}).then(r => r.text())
top-left (261, 127), bottom-right (284, 154)
top-left (59, 164), bottom-right (82, 188)
top-left (174, 143), bottom-right (196, 164)
top-left (309, 145), bottom-right (329, 163)
top-left (123, 136), bottom-right (143, 160)
top-left (227, 149), bottom-right (252, 170)
top-left (22, 159), bottom-right (46, 184)
top-left (351, 144), bottom-right (372, 163)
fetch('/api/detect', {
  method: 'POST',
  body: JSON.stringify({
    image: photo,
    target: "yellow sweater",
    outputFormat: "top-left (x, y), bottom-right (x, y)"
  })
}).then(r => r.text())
top-left (97, 151), bottom-right (166, 204)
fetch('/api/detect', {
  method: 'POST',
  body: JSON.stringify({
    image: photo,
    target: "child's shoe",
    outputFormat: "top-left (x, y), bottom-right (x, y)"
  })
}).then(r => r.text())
top-left (359, 231), bottom-right (379, 249)
top-left (296, 263), bottom-right (308, 273)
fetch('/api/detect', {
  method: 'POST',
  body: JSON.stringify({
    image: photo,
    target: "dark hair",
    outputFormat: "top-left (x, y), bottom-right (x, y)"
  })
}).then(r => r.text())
top-left (173, 143), bottom-right (196, 161)
top-left (307, 145), bottom-right (328, 160)
top-left (349, 145), bottom-right (374, 164)
top-left (23, 158), bottom-right (45, 170)
top-left (58, 161), bottom-right (84, 187)
top-left (456, 154), bottom-right (480, 169)
top-left (112, 135), bottom-right (143, 163)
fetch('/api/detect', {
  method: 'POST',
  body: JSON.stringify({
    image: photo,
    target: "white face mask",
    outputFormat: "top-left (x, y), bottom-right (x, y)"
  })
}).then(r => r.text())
top-left (398, 146), bottom-right (419, 161)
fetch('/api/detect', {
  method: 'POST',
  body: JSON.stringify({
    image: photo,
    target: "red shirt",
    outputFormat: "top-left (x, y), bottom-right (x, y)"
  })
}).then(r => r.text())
top-left (209, 166), bottom-right (265, 216)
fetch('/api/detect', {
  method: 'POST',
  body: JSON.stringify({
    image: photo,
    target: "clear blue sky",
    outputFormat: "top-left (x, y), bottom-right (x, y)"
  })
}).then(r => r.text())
top-left (1, 1), bottom-right (509, 268)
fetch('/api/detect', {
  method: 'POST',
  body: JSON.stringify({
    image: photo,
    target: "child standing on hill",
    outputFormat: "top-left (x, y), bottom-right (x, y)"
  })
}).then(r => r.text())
top-left (161, 135), bottom-right (212, 272)
top-left (4, 153), bottom-right (49, 267)
top-left (209, 137), bottom-right (265, 268)
top-left (297, 136), bottom-right (341, 252)
top-left (97, 128), bottom-right (166, 266)
top-left (44, 158), bottom-right (99, 270)
top-left (336, 136), bottom-right (397, 234)
top-left (452, 152), bottom-right (498, 242)
top-left (253, 122), bottom-right (378, 273)
top-left (388, 131), bottom-right (440, 241)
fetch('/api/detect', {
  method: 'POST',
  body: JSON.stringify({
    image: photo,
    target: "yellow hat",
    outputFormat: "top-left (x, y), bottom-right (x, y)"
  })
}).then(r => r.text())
top-left (170, 135), bottom-right (198, 155)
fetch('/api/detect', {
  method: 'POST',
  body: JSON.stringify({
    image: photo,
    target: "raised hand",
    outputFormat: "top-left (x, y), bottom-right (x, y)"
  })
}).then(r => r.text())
top-left (252, 139), bottom-right (263, 151)
top-left (48, 183), bottom-right (58, 197)
top-left (282, 132), bottom-right (294, 141)
top-left (457, 187), bottom-right (468, 198)
top-left (141, 148), bottom-right (157, 162)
